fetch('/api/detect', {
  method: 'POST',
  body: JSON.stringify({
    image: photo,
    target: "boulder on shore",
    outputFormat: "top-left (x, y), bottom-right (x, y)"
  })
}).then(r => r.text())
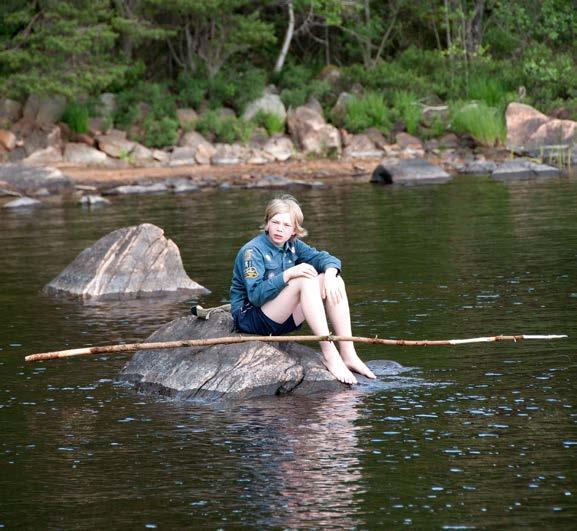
top-left (44, 223), bottom-right (209, 299)
top-left (117, 311), bottom-right (347, 401)
top-left (506, 102), bottom-right (577, 153)
top-left (0, 163), bottom-right (72, 195)
top-left (371, 158), bottom-right (452, 185)
top-left (286, 105), bottom-right (341, 156)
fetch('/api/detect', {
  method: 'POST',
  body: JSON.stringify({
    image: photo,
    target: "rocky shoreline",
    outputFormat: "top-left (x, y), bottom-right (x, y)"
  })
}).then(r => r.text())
top-left (1, 99), bottom-right (576, 208)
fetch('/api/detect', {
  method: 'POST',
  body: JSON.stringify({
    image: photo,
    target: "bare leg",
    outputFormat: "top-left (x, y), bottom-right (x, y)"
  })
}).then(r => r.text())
top-left (324, 276), bottom-right (376, 379)
top-left (262, 277), bottom-right (357, 385)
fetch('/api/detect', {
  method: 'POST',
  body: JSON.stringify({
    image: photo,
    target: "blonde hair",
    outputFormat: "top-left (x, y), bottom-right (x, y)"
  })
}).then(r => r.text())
top-left (262, 194), bottom-right (308, 239)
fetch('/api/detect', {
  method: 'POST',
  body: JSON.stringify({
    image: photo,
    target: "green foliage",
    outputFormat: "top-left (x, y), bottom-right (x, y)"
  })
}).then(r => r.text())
top-left (343, 61), bottom-right (432, 100)
top-left (450, 103), bottom-right (506, 147)
top-left (520, 45), bottom-right (577, 103)
top-left (140, 116), bottom-right (179, 148)
top-left (275, 62), bottom-right (315, 89)
top-left (194, 111), bottom-right (253, 144)
top-left (392, 91), bottom-right (422, 135)
top-left (114, 82), bottom-right (177, 130)
top-left (251, 111), bottom-right (285, 136)
top-left (281, 79), bottom-right (333, 110)
top-left (176, 72), bottom-right (207, 109)
top-left (343, 92), bottom-right (390, 134)
top-left (0, 0), bottom-right (128, 97)
top-left (62, 102), bottom-right (90, 134)
top-left (467, 76), bottom-right (514, 108)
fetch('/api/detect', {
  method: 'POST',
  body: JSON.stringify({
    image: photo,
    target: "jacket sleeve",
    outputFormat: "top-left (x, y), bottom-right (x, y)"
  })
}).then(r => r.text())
top-left (241, 247), bottom-right (287, 307)
top-left (294, 239), bottom-right (341, 273)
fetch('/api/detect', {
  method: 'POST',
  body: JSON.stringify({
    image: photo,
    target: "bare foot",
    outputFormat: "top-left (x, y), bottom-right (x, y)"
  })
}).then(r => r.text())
top-left (322, 351), bottom-right (358, 385)
top-left (341, 352), bottom-right (376, 379)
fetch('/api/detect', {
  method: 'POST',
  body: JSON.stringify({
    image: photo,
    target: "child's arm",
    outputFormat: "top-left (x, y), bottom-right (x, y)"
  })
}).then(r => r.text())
top-left (294, 239), bottom-right (342, 274)
top-left (239, 247), bottom-right (287, 307)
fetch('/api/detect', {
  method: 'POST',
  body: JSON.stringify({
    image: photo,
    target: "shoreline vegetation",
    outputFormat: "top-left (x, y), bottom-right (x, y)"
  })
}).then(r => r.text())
top-left (2, 2), bottom-right (577, 193)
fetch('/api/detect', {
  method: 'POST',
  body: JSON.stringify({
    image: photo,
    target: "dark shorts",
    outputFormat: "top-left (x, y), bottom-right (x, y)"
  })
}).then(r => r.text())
top-left (234, 302), bottom-right (302, 336)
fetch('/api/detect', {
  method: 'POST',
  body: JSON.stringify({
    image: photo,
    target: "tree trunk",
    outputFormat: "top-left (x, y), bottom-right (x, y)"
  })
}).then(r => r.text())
top-left (274, 0), bottom-right (295, 73)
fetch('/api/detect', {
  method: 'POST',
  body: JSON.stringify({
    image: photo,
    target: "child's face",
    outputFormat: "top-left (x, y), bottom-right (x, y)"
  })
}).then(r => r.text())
top-left (266, 212), bottom-right (295, 246)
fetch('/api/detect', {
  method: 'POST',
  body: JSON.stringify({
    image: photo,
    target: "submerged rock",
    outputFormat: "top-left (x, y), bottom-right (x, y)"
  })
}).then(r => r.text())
top-left (371, 158), bottom-right (452, 185)
top-left (491, 159), bottom-right (560, 180)
top-left (44, 223), bottom-right (209, 299)
top-left (118, 312), bottom-right (346, 401)
top-left (3, 196), bottom-right (42, 209)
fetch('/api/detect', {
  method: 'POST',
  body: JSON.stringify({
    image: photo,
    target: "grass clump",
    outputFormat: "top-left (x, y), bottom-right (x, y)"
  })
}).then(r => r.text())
top-left (343, 91), bottom-right (390, 134)
top-left (62, 101), bottom-right (90, 134)
top-left (392, 90), bottom-right (422, 135)
top-left (194, 111), bottom-right (254, 144)
top-left (251, 110), bottom-right (285, 135)
top-left (450, 102), bottom-right (506, 147)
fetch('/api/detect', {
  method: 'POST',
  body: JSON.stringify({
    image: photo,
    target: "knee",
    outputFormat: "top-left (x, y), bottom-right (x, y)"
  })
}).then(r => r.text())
top-left (288, 275), bottom-right (321, 292)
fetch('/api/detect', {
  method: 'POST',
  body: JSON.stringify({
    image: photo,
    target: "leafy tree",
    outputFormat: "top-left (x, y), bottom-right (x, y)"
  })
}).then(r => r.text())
top-left (0, 0), bottom-right (128, 97)
top-left (146, 0), bottom-right (275, 78)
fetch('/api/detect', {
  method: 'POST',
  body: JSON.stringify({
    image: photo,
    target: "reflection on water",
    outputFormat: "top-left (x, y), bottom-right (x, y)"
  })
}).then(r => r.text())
top-left (1, 178), bottom-right (576, 527)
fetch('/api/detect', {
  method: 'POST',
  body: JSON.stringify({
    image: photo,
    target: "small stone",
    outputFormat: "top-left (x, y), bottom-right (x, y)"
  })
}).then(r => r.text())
top-left (79, 194), bottom-right (111, 206)
top-left (105, 183), bottom-right (169, 195)
top-left (0, 129), bottom-right (17, 151)
top-left (3, 196), bottom-right (42, 209)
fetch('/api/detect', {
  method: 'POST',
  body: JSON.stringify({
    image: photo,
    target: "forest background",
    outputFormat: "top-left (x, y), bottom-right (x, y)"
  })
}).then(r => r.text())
top-left (1, 0), bottom-right (576, 150)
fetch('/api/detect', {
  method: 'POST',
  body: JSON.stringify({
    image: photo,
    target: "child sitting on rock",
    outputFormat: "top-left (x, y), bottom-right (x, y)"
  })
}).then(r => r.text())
top-left (229, 194), bottom-right (375, 385)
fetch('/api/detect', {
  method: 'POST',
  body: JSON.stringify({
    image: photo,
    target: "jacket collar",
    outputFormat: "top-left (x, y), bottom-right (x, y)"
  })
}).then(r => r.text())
top-left (258, 231), bottom-right (295, 253)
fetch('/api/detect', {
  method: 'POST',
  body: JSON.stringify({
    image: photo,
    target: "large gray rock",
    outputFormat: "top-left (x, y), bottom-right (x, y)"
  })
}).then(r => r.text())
top-left (0, 99), bottom-right (23, 123)
top-left (491, 159), bottom-right (560, 181)
top-left (343, 134), bottom-right (383, 159)
top-left (23, 94), bottom-right (67, 126)
top-left (44, 223), bottom-right (209, 299)
top-left (506, 102), bottom-right (577, 152)
top-left (64, 142), bottom-right (108, 164)
top-left (371, 158), bottom-right (452, 185)
top-left (96, 134), bottom-right (136, 158)
top-left (262, 135), bottom-right (294, 161)
top-left (117, 311), bottom-right (347, 401)
top-left (286, 105), bottom-right (341, 156)
top-left (22, 146), bottom-right (63, 164)
top-left (0, 163), bottom-right (72, 195)
top-left (242, 91), bottom-right (287, 122)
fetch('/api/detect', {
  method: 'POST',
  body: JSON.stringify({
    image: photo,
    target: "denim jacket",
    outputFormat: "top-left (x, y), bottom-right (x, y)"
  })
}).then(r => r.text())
top-left (230, 232), bottom-right (341, 317)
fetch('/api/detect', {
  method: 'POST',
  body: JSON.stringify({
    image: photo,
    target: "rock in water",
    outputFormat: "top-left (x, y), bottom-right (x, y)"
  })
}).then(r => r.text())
top-left (371, 158), bottom-right (452, 185)
top-left (44, 223), bottom-right (209, 299)
top-left (118, 312), bottom-right (347, 401)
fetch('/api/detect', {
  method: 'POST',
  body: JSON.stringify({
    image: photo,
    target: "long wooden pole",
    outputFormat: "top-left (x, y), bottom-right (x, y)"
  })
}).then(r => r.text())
top-left (25, 333), bottom-right (567, 363)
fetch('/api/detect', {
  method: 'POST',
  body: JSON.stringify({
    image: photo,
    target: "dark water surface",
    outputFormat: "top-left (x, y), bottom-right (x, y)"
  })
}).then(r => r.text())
top-left (1, 177), bottom-right (576, 529)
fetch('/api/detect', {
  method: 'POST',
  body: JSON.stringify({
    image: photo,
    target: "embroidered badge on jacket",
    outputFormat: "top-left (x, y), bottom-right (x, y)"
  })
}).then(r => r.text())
top-left (244, 266), bottom-right (259, 278)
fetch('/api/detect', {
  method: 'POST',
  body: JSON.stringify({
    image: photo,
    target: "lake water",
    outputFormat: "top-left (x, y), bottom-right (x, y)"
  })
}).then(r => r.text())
top-left (1, 176), bottom-right (576, 528)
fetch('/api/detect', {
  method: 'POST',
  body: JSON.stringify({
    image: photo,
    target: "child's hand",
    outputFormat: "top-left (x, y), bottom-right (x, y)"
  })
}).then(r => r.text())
top-left (322, 268), bottom-right (344, 306)
top-left (283, 263), bottom-right (318, 282)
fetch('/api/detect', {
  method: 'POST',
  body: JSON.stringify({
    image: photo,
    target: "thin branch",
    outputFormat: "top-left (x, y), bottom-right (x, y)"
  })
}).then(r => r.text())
top-left (25, 334), bottom-right (568, 362)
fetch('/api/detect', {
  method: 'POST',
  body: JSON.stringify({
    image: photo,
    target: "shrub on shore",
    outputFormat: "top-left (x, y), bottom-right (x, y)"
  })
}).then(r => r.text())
top-left (450, 102), bottom-right (506, 147)
top-left (343, 92), bottom-right (391, 134)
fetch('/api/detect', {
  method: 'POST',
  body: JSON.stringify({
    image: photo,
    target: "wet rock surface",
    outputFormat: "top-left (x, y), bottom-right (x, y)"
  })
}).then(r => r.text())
top-left (371, 158), bottom-right (452, 185)
top-left (491, 159), bottom-right (560, 180)
top-left (44, 223), bottom-right (209, 299)
top-left (0, 163), bottom-right (72, 195)
top-left (118, 312), bottom-right (405, 402)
